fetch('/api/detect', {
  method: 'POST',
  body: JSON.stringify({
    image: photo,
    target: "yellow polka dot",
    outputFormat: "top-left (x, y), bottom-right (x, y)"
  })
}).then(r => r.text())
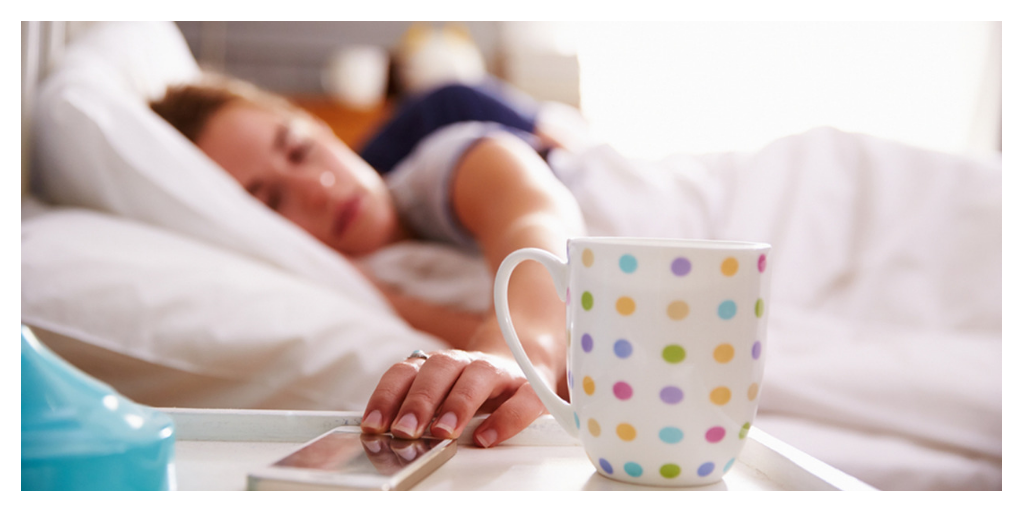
top-left (616, 296), bottom-right (636, 316)
top-left (583, 376), bottom-right (595, 395)
top-left (588, 418), bottom-right (601, 437)
top-left (710, 386), bottom-right (732, 405)
top-left (666, 300), bottom-right (689, 320)
top-left (721, 257), bottom-right (739, 276)
top-left (713, 343), bottom-right (735, 363)
top-left (616, 423), bottom-right (637, 441)
top-left (748, 383), bottom-right (760, 401)
top-left (582, 249), bottom-right (594, 267)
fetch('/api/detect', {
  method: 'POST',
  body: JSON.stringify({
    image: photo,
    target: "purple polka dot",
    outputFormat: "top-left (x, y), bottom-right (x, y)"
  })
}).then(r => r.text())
top-left (660, 386), bottom-right (684, 404)
top-left (758, 254), bottom-right (767, 273)
top-left (599, 458), bottom-right (613, 474)
top-left (671, 257), bottom-right (692, 276)
top-left (582, 334), bottom-right (593, 353)
top-left (698, 461), bottom-right (715, 477)
top-left (706, 426), bottom-right (726, 443)
top-left (613, 381), bottom-right (633, 400)
top-left (752, 341), bottom-right (762, 360)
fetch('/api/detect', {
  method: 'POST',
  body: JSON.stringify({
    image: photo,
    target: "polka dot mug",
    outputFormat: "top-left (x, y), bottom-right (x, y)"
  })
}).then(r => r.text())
top-left (495, 238), bottom-right (771, 486)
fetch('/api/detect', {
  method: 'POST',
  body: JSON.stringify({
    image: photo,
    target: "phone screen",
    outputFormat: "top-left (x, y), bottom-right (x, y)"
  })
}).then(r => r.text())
top-left (272, 432), bottom-right (446, 477)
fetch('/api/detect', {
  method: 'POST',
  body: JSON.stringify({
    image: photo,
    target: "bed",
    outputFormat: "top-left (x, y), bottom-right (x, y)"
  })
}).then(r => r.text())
top-left (21, 21), bottom-right (1002, 490)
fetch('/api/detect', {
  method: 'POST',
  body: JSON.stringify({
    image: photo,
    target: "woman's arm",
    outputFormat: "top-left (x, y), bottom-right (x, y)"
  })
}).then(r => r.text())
top-left (361, 133), bottom-right (585, 446)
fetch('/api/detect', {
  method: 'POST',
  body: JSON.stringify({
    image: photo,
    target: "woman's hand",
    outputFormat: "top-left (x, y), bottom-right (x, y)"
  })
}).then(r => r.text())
top-left (360, 348), bottom-right (547, 448)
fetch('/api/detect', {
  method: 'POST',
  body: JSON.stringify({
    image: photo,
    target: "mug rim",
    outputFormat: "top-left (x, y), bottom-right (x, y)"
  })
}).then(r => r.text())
top-left (569, 237), bottom-right (770, 251)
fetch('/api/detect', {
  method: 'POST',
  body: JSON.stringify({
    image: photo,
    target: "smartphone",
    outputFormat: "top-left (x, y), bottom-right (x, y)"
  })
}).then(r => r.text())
top-left (247, 426), bottom-right (457, 491)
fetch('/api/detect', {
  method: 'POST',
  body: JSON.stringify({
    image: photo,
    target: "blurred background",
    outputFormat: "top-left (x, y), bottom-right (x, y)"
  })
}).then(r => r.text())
top-left (33, 21), bottom-right (1001, 161)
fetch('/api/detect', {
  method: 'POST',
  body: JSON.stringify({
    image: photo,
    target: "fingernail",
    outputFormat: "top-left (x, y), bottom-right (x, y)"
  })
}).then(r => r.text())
top-left (362, 410), bottom-right (383, 431)
top-left (476, 428), bottom-right (498, 448)
top-left (393, 413), bottom-right (419, 438)
top-left (433, 412), bottom-right (458, 437)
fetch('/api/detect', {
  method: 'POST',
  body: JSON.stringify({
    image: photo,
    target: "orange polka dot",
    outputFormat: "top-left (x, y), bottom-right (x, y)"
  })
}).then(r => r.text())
top-left (616, 423), bottom-right (637, 441)
top-left (588, 418), bottom-right (601, 437)
top-left (748, 383), bottom-right (760, 401)
top-left (666, 300), bottom-right (689, 320)
top-left (582, 249), bottom-right (594, 267)
top-left (616, 296), bottom-right (636, 316)
top-left (721, 257), bottom-right (739, 276)
top-left (713, 344), bottom-right (735, 363)
top-left (583, 376), bottom-right (595, 395)
top-left (710, 386), bottom-right (732, 405)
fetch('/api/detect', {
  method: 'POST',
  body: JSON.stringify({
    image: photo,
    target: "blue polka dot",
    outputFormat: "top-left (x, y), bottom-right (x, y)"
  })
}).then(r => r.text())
top-left (698, 462), bottom-right (715, 477)
top-left (599, 458), bottom-right (614, 474)
top-left (582, 333), bottom-right (593, 352)
top-left (624, 462), bottom-right (643, 477)
top-left (724, 458), bottom-right (736, 473)
top-left (659, 427), bottom-right (684, 444)
top-left (718, 300), bottom-right (737, 320)
top-left (574, 412), bottom-right (580, 430)
top-left (619, 254), bottom-right (638, 273)
top-left (613, 339), bottom-right (633, 358)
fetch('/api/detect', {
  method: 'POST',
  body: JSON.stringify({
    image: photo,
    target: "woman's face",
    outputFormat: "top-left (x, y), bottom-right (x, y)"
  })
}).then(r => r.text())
top-left (196, 102), bottom-right (402, 256)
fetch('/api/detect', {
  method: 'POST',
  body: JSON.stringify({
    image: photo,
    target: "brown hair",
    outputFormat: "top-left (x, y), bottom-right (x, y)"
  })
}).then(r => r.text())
top-left (150, 74), bottom-right (304, 143)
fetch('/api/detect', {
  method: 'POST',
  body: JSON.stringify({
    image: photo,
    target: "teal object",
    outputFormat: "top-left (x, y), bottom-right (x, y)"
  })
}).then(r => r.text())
top-left (21, 326), bottom-right (176, 490)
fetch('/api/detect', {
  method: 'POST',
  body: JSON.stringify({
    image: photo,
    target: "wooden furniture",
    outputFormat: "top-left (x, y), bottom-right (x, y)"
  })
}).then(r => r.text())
top-left (289, 96), bottom-right (393, 151)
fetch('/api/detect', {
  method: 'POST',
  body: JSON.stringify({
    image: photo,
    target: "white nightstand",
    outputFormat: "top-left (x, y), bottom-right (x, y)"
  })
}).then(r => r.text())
top-left (165, 408), bottom-right (876, 491)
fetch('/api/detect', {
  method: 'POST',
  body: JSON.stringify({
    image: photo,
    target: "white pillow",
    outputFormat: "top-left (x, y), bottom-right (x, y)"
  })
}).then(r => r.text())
top-left (21, 201), bottom-right (446, 410)
top-left (30, 21), bottom-right (387, 310)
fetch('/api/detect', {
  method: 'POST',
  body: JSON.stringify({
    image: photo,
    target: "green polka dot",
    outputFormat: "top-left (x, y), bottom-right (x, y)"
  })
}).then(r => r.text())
top-left (755, 298), bottom-right (765, 318)
top-left (581, 292), bottom-right (594, 311)
top-left (739, 422), bottom-right (751, 439)
top-left (662, 345), bottom-right (686, 364)
top-left (660, 464), bottom-right (681, 479)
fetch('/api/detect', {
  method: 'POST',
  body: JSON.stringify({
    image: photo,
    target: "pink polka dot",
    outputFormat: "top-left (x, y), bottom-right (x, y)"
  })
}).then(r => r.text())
top-left (613, 381), bottom-right (633, 400)
top-left (705, 426), bottom-right (726, 443)
top-left (758, 254), bottom-right (767, 273)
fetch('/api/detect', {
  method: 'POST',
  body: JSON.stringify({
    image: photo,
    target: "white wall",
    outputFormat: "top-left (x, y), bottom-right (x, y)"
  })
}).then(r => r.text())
top-left (574, 21), bottom-right (1001, 158)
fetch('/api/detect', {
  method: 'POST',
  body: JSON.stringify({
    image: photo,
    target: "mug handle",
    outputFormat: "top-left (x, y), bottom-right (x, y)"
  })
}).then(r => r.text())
top-left (493, 248), bottom-right (578, 437)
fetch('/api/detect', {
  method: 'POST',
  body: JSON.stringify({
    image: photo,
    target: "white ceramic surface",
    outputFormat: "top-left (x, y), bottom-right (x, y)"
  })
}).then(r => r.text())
top-left (496, 237), bottom-right (772, 486)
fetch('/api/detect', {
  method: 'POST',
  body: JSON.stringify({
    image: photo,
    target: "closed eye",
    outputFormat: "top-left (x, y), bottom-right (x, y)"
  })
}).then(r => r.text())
top-left (287, 140), bottom-right (313, 165)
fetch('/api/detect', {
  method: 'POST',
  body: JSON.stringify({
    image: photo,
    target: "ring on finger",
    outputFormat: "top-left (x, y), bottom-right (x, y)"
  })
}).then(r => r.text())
top-left (407, 350), bottom-right (430, 361)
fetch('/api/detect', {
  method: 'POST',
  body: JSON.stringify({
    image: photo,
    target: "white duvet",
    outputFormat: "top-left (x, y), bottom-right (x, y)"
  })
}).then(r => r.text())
top-left (362, 126), bottom-right (1002, 490)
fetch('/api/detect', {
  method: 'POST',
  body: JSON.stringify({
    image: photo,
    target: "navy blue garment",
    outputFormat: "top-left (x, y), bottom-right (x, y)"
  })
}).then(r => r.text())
top-left (359, 83), bottom-right (539, 175)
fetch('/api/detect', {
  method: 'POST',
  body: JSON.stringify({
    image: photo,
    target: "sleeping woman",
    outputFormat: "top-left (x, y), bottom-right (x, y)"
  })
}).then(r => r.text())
top-left (150, 75), bottom-right (588, 448)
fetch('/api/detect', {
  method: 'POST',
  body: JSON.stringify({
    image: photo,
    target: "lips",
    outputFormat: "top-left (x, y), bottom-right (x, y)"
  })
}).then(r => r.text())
top-left (332, 194), bottom-right (362, 238)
